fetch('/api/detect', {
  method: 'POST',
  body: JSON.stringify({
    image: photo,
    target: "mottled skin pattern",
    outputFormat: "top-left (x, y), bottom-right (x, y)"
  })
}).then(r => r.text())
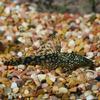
top-left (4, 52), bottom-right (95, 73)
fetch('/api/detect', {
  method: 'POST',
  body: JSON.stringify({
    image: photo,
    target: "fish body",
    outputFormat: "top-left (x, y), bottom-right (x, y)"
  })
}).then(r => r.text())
top-left (4, 52), bottom-right (95, 72)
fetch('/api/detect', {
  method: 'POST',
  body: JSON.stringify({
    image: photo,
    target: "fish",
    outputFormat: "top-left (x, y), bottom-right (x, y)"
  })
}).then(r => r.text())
top-left (4, 52), bottom-right (95, 73)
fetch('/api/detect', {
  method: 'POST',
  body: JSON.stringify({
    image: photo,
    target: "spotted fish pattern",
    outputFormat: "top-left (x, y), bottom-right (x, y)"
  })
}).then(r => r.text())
top-left (4, 52), bottom-right (95, 73)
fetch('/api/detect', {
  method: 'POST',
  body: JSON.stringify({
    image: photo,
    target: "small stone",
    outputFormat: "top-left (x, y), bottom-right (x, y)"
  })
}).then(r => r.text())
top-left (50, 96), bottom-right (58, 100)
top-left (30, 97), bottom-right (34, 100)
top-left (42, 94), bottom-right (49, 99)
top-left (37, 74), bottom-right (46, 82)
top-left (62, 94), bottom-right (69, 100)
top-left (96, 82), bottom-right (100, 88)
top-left (41, 83), bottom-right (48, 88)
top-left (18, 37), bottom-right (25, 43)
top-left (4, 88), bottom-right (11, 95)
top-left (92, 85), bottom-right (98, 91)
top-left (17, 52), bottom-right (23, 57)
top-left (6, 35), bottom-right (13, 41)
top-left (86, 95), bottom-right (94, 100)
top-left (92, 85), bottom-right (98, 94)
top-left (18, 65), bottom-right (25, 70)
top-left (0, 83), bottom-right (5, 88)
top-left (67, 49), bottom-right (73, 53)
top-left (55, 68), bottom-right (62, 76)
top-left (8, 94), bottom-right (13, 100)
top-left (52, 86), bottom-right (59, 92)
top-left (46, 76), bottom-right (53, 85)
top-left (11, 82), bottom-right (18, 89)
top-left (31, 73), bottom-right (40, 86)
top-left (86, 52), bottom-right (94, 59)
top-left (89, 34), bottom-right (94, 41)
top-left (68, 39), bottom-right (75, 47)
top-left (84, 91), bottom-right (92, 97)
top-left (4, 7), bottom-right (11, 15)
top-left (69, 94), bottom-right (76, 100)
top-left (33, 40), bottom-right (40, 48)
top-left (95, 67), bottom-right (100, 72)
top-left (24, 89), bottom-right (29, 95)
top-left (58, 87), bottom-right (68, 94)
top-left (13, 87), bottom-right (19, 93)
top-left (69, 87), bottom-right (77, 92)
top-left (48, 74), bottom-right (56, 82)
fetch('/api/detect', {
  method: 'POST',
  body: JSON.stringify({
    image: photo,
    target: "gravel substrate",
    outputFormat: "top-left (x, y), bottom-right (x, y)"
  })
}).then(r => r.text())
top-left (0, 0), bottom-right (100, 100)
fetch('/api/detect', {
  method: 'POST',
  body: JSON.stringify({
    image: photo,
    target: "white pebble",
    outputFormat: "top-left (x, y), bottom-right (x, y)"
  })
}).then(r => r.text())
top-left (33, 40), bottom-right (40, 48)
top-left (86, 95), bottom-right (94, 100)
top-left (37, 74), bottom-right (46, 82)
top-left (86, 71), bottom-right (95, 80)
top-left (36, 24), bottom-right (43, 33)
top-left (42, 83), bottom-right (48, 88)
top-left (92, 85), bottom-right (98, 91)
top-left (0, 61), bottom-right (3, 65)
top-left (76, 18), bottom-right (80, 24)
top-left (11, 82), bottom-right (18, 89)
top-left (10, 51), bottom-right (16, 56)
top-left (48, 74), bottom-right (56, 82)
top-left (17, 52), bottom-right (23, 57)
top-left (95, 67), bottom-right (100, 72)
top-left (59, 87), bottom-right (68, 94)
top-left (42, 94), bottom-right (49, 99)
top-left (89, 34), bottom-right (94, 41)
top-left (68, 39), bottom-right (75, 47)
top-left (18, 65), bottom-right (25, 70)
top-left (6, 35), bottom-right (13, 41)
top-left (18, 37), bottom-right (25, 43)
top-left (22, 22), bottom-right (28, 27)
top-left (24, 47), bottom-right (28, 52)
top-left (84, 91), bottom-right (92, 97)
top-left (78, 84), bottom-right (85, 89)
top-left (67, 49), bottom-right (73, 53)
top-left (31, 73), bottom-right (40, 86)
top-left (86, 52), bottom-right (94, 59)
top-left (84, 28), bottom-right (90, 33)
top-left (4, 7), bottom-right (11, 14)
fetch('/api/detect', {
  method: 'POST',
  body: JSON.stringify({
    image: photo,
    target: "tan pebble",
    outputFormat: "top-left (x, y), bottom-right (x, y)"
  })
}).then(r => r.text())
top-left (55, 68), bottom-right (62, 76)
top-left (52, 86), bottom-right (59, 92)
top-left (8, 66), bottom-right (14, 70)
top-left (46, 77), bottom-right (53, 85)
top-left (24, 89), bottom-right (29, 95)
top-left (37, 94), bottom-right (43, 100)
top-left (69, 87), bottom-right (77, 92)
top-left (0, 88), bottom-right (4, 94)
top-left (70, 94), bottom-right (76, 100)
top-left (30, 97), bottom-right (34, 100)
top-left (67, 77), bottom-right (80, 87)
top-left (13, 87), bottom-right (19, 93)
top-left (36, 89), bottom-right (45, 96)
top-left (96, 82), bottom-right (100, 88)
top-left (58, 77), bottom-right (66, 83)
top-left (77, 73), bottom-right (87, 83)
top-left (62, 94), bottom-right (69, 100)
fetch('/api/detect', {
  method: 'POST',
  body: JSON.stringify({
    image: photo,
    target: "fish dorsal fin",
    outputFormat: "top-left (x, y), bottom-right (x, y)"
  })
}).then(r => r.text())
top-left (36, 38), bottom-right (61, 56)
top-left (36, 40), bottom-right (55, 55)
